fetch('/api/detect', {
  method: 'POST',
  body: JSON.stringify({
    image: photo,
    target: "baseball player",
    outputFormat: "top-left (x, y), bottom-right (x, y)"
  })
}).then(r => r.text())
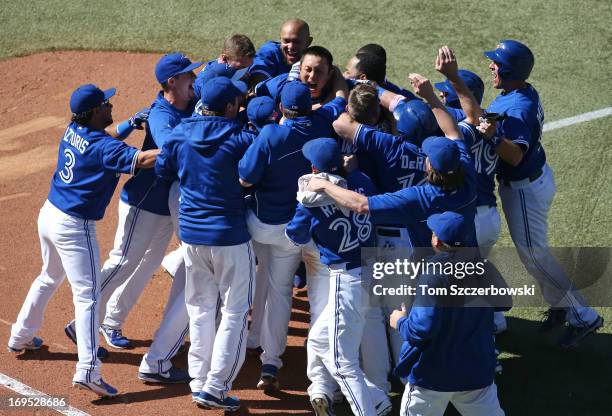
top-left (286, 138), bottom-right (392, 416)
top-left (479, 40), bottom-right (603, 346)
top-left (248, 19), bottom-right (312, 88)
top-left (334, 83), bottom-right (437, 387)
top-left (433, 46), bottom-right (508, 334)
top-left (238, 79), bottom-right (348, 391)
top-left (62, 54), bottom-right (202, 384)
top-left (389, 211), bottom-right (505, 416)
top-left (156, 76), bottom-right (255, 411)
top-left (256, 46), bottom-right (345, 108)
top-left (8, 84), bottom-right (159, 397)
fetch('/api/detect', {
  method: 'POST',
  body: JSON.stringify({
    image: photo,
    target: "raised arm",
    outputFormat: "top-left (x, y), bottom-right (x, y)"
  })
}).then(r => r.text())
top-left (435, 46), bottom-right (483, 125)
top-left (333, 112), bottom-right (361, 142)
top-left (408, 73), bottom-right (462, 140)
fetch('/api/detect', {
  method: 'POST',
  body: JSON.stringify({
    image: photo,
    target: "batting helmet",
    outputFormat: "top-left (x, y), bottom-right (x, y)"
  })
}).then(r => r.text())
top-left (434, 69), bottom-right (485, 109)
top-left (394, 99), bottom-right (438, 146)
top-left (484, 40), bottom-right (534, 81)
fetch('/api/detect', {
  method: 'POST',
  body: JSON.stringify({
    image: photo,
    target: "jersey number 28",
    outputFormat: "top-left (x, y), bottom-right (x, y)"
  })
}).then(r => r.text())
top-left (329, 213), bottom-right (372, 253)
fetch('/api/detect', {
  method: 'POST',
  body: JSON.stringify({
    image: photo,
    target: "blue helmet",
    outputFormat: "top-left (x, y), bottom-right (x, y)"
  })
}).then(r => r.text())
top-left (484, 40), bottom-right (534, 81)
top-left (434, 69), bottom-right (485, 109)
top-left (393, 99), bottom-right (438, 146)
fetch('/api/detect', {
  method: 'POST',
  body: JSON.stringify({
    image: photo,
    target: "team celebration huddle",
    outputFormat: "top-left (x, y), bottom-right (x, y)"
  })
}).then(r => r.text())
top-left (6, 17), bottom-right (604, 416)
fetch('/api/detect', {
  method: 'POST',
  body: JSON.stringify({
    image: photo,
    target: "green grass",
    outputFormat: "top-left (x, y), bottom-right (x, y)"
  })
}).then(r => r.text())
top-left (2, 1), bottom-right (611, 414)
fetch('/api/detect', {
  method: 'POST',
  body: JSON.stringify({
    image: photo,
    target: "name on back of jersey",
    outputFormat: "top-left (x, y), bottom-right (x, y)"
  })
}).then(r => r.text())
top-left (62, 126), bottom-right (90, 154)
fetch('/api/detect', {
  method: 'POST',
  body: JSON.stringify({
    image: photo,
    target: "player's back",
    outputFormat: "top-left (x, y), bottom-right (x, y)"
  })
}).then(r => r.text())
top-left (48, 122), bottom-right (138, 221)
top-left (250, 41), bottom-right (290, 80)
top-left (306, 170), bottom-right (376, 266)
top-left (169, 115), bottom-right (254, 246)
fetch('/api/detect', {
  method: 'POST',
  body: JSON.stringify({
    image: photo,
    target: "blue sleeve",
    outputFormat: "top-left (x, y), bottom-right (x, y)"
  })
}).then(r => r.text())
top-left (447, 107), bottom-right (466, 122)
top-left (155, 138), bottom-right (179, 181)
top-left (354, 124), bottom-right (413, 165)
top-left (148, 108), bottom-right (177, 148)
top-left (316, 97), bottom-right (348, 123)
top-left (101, 138), bottom-right (139, 175)
top-left (397, 306), bottom-right (441, 348)
top-left (499, 108), bottom-right (531, 150)
top-left (238, 130), bottom-right (270, 184)
top-left (368, 187), bottom-right (425, 224)
top-left (255, 73), bottom-right (289, 101)
top-left (285, 204), bottom-right (314, 245)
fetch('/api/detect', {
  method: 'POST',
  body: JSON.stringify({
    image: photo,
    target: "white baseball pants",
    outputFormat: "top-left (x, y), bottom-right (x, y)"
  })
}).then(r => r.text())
top-left (308, 265), bottom-right (388, 416)
top-left (184, 241), bottom-right (255, 398)
top-left (399, 382), bottom-right (504, 416)
top-left (499, 164), bottom-right (599, 327)
top-left (9, 201), bottom-right (102, 384)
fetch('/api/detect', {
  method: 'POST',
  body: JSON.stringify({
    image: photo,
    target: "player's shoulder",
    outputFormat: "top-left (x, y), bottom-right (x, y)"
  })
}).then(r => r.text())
top-left (347, 170), bottom-right (377, 195)
top-left (257, 41), bottom-right (281, 57)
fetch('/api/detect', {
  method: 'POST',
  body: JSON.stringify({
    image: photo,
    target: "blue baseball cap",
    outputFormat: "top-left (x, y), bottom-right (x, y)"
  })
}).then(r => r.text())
top-left (426, 211), bottom-right (469, 247)
top-left (155, 53), bottom-right (203, 84)
top-left (281, 81), bottom-right (312, 113)
top-left (302, 138), bottom-right (343, 173)
top-left (422, 136), bottom-right (460, 174)
top-left (194, 61), bottom-right (247, 100)
top-left (247, 96), bottom-right (276, 131)
top-left (200, 77), bottom-right (245, 112)
top-left (70, 84), bottom-right (116, 114)
top-left (434, 69), bottom-right (485, 107)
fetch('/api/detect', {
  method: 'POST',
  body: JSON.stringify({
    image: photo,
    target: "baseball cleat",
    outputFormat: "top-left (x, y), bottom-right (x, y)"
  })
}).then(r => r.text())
top-left (99, 325), bottom-right (131, 349)
top-left (65, 320), bottom-right (109, 359)
top-left (375, 397), bottom-right (393, 416)
top-left (311, 395), bottom-right (335, 416)
top-left (538, 308), bottom-right (566, 333)
top-left (7, 337), bottom-right (43, 353)
top-left (557, 316), bottom-right (604, 348)
top-left (64, 320), bottom-right (78, 344)
top-left (138, 366), bottom-right (190, 384)
top-left (73, 378), bottom-right (118, 398)
top-left (257, 364), bottom-right (280, 392)
top-left (192, 391), bottom-right (240, 411)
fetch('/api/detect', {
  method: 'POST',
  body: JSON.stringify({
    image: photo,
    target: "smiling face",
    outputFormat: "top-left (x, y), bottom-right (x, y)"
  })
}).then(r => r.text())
top-left (300, 54), bottom-right (332, 99)
top-left (489, 61), bottom-right (503, 89)
top-left (280, 21), bottom-right (312, 65)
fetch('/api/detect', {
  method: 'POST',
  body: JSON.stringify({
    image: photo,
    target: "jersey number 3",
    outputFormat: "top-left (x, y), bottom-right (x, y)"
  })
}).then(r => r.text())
top-left (59, 148), bottom-right (76, 183)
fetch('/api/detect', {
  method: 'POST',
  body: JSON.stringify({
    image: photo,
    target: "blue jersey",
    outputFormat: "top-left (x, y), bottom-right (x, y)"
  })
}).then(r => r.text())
top-left (368, 139), bottom-right (478, 246)
top-left (286, 170), bottom-right (377, 266)
top-left (120, 92), bottom-right (194, 215)
top-left (250, 41), bottom-right (291, 80)
top-left (394, 250), bottom-right (497, 391)
top-left (352, 124), bottom-right (432, 248)
top-left (238, 98), bottom-right (346, 224)
top-left (156, 115), bottom-right (255, 246)
top-left (47, 122), bottom-right (139, 221)
top-left (487, 84), bottom-right (545, 181)
top-left (458, 121), bottom-right (498, 207)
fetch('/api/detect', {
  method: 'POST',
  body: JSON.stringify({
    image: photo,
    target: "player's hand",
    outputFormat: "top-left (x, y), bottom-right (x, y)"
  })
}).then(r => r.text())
top-left (389, 303), bottom-right (407, 329)
top-left (343, 154), bottom-right (358, 173)
top-left (408, 73), bottom-right (435, 100)
top-left (477, 119), bottom-right (497, 138)
top-left (130, 107), bottom-right (150, 130)
top-left (307, 177), bottom-right (330, 192)
top-left (435, 46), bottom-right (459, 80)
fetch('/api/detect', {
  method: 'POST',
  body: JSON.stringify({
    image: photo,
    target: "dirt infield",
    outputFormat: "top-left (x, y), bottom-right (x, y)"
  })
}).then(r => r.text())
top-left (0, 51), bottom-right (314, 415)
